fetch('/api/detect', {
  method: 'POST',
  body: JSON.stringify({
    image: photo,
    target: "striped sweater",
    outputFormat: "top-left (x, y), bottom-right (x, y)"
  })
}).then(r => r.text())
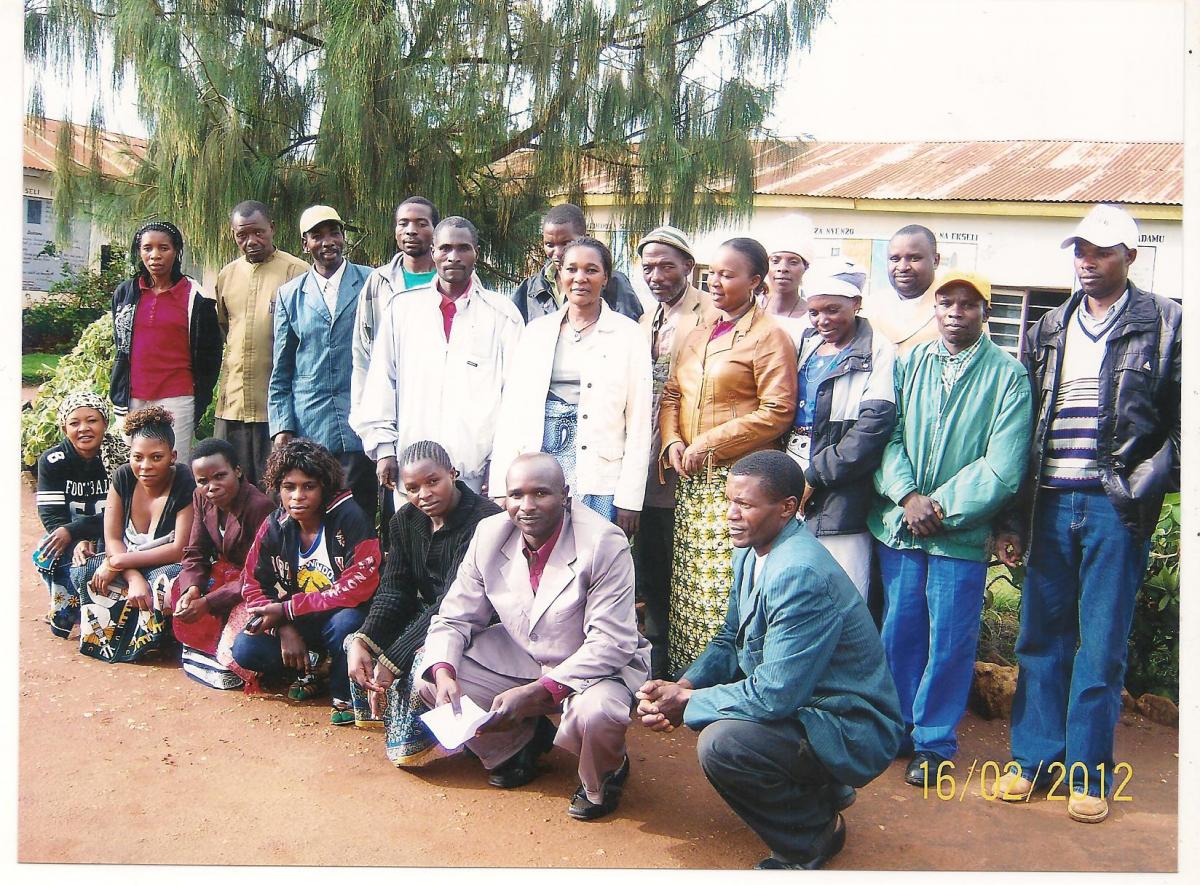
top-left (1041, 301), bottom-right (1124, 488)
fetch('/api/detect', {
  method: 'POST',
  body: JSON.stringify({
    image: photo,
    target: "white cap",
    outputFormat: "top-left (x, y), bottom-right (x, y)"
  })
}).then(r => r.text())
top-left (803, 258), bottom-right (866, 299)
top-left (1061, 203), bottom-right (1139, 250)
top-left (299, 205), bottom-right (345, 236)
top-left (762, 214), bottom-right (817, 265)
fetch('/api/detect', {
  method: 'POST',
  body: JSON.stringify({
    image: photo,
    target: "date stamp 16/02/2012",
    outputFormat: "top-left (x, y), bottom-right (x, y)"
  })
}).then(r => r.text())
top-left (913, 759), bottom-right (1135, 802)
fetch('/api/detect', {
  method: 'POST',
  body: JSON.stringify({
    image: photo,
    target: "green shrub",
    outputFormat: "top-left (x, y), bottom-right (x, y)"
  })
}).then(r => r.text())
top-left (979, 495), bottom-right (1181, 702)
top-left (21, 315), bottom-right (116, 468)
top-left (1124, 494), bottom-right (1180, 702)
top-left (22, 250), bottom-right (127, 353)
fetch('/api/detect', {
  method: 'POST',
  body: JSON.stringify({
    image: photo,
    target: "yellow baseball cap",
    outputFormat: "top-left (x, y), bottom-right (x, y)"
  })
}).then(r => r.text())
top-left (934, 270), bottom-right (991, 303)
top-left (298, 205), bottom-right (345, 236)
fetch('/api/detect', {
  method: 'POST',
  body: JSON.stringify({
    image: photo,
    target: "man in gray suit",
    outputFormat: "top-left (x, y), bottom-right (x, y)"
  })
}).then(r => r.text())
top-left (637, 450), bottom-right (903, 869)
top-left (420, 453), bottom-right (651, 820)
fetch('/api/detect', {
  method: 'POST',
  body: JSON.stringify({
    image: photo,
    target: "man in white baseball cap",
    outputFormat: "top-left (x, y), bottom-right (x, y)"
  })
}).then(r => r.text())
top-left (993, 202), bottom-right (1181, 825)
top-left (760, 215), bottom-right (817, 345)
top-left (268, 205), bottom-right (379, 516)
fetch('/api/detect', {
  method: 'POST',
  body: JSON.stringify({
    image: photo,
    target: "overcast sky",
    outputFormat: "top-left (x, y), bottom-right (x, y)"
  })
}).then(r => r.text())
top-left (27, 0), bottom-right (1185, 143)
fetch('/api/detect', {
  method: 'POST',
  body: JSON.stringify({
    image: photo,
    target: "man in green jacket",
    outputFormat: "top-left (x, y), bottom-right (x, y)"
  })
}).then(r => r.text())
top-left (868, 271), bottom-right (1032, 786)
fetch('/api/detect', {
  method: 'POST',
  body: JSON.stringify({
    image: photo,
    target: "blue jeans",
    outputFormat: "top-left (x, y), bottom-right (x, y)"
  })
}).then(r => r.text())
top-left (1011, 489), bottom-right (1151, 797)
top-left (231, 605), bottom-right (367, 702)
top-left (877, 544), bottom-right (986, 759)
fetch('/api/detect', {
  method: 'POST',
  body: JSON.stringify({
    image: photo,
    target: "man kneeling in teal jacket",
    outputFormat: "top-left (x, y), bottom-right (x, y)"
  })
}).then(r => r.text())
top-left (636, 450), bottom-right (903, 870)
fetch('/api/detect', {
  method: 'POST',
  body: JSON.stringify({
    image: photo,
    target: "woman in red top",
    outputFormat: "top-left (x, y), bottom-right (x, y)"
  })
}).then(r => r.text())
top-left (109, 221), bottom-right (221, 461)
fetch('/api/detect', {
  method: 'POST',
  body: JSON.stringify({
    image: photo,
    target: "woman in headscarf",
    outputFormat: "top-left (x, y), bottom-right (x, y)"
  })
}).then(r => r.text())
top-left (108, 220), bottom-right (221, 461)
top-left (33, 392), bottom-right (129, 638)
top-left (658, 237), bottom-right (798, 673)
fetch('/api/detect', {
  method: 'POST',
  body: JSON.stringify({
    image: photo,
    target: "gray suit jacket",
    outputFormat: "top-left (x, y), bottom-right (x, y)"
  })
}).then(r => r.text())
top-left (422, 505), bottom-right (650, 694)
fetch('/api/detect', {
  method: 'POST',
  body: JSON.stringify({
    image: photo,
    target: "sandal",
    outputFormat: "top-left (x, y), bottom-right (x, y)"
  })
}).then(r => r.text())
top-left (331, 700), bottom-right (355, 726)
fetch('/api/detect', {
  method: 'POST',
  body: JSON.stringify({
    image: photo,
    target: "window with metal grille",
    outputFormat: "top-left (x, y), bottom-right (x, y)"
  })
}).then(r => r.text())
top-left (25, 196), bottom-right (45, 226)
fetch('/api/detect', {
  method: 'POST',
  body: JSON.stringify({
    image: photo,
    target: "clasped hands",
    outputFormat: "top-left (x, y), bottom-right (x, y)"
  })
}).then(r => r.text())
top-left (635, 678), bottom-right (693, 732)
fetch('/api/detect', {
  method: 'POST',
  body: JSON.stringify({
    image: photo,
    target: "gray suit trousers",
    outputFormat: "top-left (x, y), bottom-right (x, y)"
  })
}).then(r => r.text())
top-left (697, 718), bottom-right (837, 862)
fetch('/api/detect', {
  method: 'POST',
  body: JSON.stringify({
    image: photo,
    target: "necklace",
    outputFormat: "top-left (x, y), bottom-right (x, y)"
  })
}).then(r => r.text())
top-left (567, 314), bottom-right (599, 342)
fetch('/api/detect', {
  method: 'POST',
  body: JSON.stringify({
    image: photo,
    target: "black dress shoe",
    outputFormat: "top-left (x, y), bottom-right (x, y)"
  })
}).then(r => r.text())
top-left (904, 750), bottom-right (950, 787)
top-left (488, 716), bottom-right (557, 789)
top-left (754, 813), bottom-right (846, 870)
top-left (568, 755), bottom-right (630, 821)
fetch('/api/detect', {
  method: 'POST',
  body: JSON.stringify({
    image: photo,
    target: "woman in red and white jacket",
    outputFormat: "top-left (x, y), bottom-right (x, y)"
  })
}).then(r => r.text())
top-left (234, 439), bottom-right (381, 725)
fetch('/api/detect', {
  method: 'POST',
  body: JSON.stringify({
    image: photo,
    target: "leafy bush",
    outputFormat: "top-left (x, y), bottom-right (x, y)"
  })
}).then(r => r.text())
top-left (21, 315), bottom-right (116, 468)
top-left (1125, 494), bottom-right (1180, 702)
top-left (980, 495), bottom-right (1180, 702)
top-left (22, 250), bottom-right (127, 352)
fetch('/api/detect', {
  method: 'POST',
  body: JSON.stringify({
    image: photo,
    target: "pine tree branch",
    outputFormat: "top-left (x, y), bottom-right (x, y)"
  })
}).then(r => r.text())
top-left (222, 2), bottom-right (323, 48)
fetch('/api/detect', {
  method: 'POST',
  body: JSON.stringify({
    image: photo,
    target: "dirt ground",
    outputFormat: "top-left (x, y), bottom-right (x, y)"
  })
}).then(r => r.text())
top-left (16, 473), bottom-right (1178, 871)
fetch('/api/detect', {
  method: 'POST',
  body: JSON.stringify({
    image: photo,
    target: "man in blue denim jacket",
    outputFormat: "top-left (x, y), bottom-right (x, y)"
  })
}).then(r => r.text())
top-left (636, 450), bottom-right (902, 870)
top-left (269, 205), bottom-right (376, 515)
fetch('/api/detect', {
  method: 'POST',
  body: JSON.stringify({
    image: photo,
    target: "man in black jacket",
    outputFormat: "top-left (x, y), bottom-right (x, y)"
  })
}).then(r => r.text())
top-left (509, 203), bottom-right (643, 323)
top-left (993, 203), bottom-right (1181, 824)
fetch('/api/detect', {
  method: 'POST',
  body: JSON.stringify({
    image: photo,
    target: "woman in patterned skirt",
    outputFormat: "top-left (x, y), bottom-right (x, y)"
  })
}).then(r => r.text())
top-left (657, 238), bottom-right (798, 672)
top-left (34, 392), bottom-right (128, 638)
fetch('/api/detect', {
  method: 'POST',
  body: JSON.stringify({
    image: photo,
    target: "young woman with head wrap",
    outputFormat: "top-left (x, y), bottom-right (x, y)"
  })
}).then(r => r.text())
top-left (33, 392), bottom-right (129, 638)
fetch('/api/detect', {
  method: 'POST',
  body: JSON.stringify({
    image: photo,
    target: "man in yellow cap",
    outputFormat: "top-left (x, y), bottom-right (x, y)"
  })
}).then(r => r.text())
top-left (268, 205), bottom-right (377, 514)
top-left (868, 271), bottom-right (1032, 787)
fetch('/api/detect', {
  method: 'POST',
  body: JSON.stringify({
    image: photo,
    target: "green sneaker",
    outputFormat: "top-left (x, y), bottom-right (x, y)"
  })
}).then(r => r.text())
top-left (331, 700), bottom-right (354, 726)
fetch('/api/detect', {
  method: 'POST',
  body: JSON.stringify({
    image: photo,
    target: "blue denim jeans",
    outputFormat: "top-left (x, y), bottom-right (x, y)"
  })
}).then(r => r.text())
top-left (232, 605), bottom-right (368, 702)
top-left (1011, 489), bottom-right (1151, 797)
top-left (877, 544), bottom-right (986, 759)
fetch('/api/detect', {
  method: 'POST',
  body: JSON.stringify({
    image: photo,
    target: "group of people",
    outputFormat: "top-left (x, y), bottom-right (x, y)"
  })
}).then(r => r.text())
top-left (31, 195), bottom-right (1179, 867)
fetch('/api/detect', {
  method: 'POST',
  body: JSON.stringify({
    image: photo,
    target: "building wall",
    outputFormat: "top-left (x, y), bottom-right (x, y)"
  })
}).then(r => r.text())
top-left (23, 169), bottom-right (93, 298)
top-left (588, 201), bottom-right (1182, 301)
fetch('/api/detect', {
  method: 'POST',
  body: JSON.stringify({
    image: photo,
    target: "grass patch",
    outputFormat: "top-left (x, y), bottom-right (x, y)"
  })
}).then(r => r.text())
top-left (21, 352), bottom-right (62, 385)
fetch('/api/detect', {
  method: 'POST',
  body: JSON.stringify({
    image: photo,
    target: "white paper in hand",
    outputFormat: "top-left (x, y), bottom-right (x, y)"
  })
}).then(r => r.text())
top-left (420, 695), bottom-right (497, 750)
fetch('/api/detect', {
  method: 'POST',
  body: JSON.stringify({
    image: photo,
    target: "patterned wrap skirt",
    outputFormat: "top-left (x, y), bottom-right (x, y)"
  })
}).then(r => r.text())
top-left (542, 395), bottom-right (616, 522)
top-left (347, 647), bottom-right (460, 768)
top-left (34, 541), bottom-right (86, 639)
top-left (667, 466), bottom-right (734, 674)
top-left (72, 554), bottom-right (180, 663)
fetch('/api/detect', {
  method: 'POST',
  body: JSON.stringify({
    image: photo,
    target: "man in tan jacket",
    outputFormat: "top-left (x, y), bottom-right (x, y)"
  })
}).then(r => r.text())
top-left (634, 226), bottom-right (714, 677)
top-left (213, 200), bottom-right (309, 485)
top-left (420, 453), bottom-right (651, 821)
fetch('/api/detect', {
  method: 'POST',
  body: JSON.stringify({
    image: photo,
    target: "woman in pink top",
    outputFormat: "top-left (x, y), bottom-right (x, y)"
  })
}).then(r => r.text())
top-left (109, 221), bottom-right (221, 461)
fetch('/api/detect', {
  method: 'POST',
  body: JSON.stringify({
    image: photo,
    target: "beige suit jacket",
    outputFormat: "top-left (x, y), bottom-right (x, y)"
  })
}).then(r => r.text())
top-left (422, 505), bottom-right (651, 695)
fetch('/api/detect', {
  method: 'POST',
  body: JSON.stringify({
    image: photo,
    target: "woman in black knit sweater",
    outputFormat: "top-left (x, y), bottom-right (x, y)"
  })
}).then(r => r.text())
top-left (346, 440), bottom-right (500, 764)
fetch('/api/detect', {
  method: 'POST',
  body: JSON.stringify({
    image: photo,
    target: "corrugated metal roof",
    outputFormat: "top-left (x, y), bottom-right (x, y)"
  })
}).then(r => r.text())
top-left (24, 117), bottom-right (147, 179)
top-left (579, 140), bottom-right (1183, 206)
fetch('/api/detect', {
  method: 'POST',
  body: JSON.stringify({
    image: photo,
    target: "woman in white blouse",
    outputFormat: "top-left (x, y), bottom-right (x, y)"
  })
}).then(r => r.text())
top-left (489, 237), bottom-right (652, 536)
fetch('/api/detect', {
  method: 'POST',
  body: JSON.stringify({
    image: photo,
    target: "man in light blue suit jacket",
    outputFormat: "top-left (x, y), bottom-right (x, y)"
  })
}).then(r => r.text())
top-left (268, 205), bottom-right (376, 514)
top-left (637, 450), bottom-right (903, 870)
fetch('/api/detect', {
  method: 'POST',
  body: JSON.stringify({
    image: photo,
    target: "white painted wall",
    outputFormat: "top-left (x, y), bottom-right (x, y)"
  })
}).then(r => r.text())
top-left (590, 204), bottom-right (1182, 306)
